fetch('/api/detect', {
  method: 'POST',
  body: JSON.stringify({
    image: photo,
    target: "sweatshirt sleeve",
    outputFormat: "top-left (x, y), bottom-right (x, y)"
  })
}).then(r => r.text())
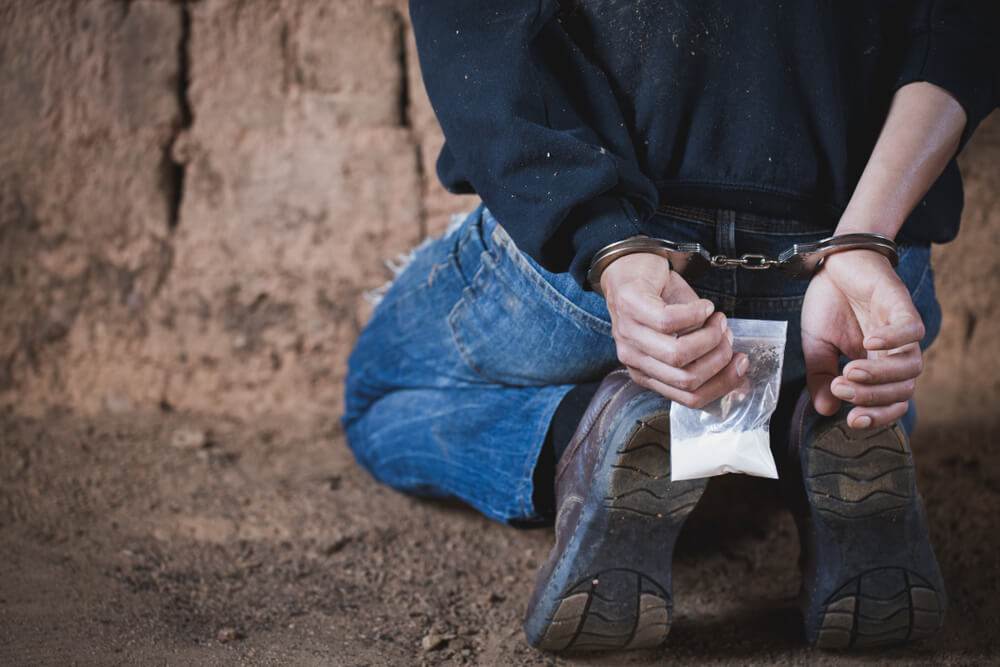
top-left (410, 1), bottom-right (659, 288)
top-left (897, 0), bottom-right (1000, 148)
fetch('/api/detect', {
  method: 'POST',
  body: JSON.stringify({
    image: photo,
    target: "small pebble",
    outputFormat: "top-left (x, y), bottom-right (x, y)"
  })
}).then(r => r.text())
top-left (421, 634), bottom-right (446, 651)
top-left (171, 427), bottom-right (208, 449)
top-left (104, 393), bottom-right (133, 414)
top-left (217, 627), bottom-right (244, 642)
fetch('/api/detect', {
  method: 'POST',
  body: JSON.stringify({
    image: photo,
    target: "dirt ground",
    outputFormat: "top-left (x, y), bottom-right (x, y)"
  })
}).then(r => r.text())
top-left (1, 407), bottom-right (996, 666)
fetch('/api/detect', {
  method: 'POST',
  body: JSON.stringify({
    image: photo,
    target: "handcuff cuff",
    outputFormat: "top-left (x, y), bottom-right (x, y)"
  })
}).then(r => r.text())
top-left (587, 233), bottom-right (899, 297)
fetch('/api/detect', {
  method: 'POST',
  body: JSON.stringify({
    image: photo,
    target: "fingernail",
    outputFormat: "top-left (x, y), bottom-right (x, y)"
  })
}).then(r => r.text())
top-left (867, 337), bottom-right (886, 349)
top-left (726, 328), bottom-right (734, 345)
top-left (734, 389), bottom-right (749, 402)
top-left (704, 302), bottom-right (714, 318)
top-left (719, 315), bottom-right (728, 333)
top-left (736, 356), bottom-right (749, 377)
top-left (853, 415), bottom-right (872, 429)
top-left (834, 382), bottom-right (855, 400)
top-left (847, 368), bottom-right (871, 382)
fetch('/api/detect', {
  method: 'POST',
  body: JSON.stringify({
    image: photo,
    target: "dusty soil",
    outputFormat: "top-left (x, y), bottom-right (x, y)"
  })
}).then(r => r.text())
top-left (1, 407), bottom-right (996, 666)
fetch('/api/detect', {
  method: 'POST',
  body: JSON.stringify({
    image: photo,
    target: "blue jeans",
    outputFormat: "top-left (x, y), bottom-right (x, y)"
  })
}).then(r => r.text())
top-left (342, 205), bottom-right (941, 525)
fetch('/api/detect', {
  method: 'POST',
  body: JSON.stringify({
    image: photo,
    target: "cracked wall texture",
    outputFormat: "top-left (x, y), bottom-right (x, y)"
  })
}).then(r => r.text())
top-left (0, 0), bottom-right (996, 428)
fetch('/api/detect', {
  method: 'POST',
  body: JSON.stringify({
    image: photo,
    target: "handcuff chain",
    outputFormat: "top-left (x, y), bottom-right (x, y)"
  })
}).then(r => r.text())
top-left (710, 253), bottom-right (782, 270)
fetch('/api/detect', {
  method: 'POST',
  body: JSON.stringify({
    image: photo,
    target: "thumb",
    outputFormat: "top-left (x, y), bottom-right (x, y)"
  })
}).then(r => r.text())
top-left (803, 331), bottom-right (842, 416)
top-left (865, 290), bottom-right (926, 351)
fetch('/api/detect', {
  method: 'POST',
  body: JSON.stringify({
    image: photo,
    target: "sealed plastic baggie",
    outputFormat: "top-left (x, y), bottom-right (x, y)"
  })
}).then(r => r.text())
top-left (670, 318), bottom-right (788, 481)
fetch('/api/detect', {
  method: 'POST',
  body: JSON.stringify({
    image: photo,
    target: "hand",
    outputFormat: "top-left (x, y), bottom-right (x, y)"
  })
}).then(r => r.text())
top-left (601, 252), bottom-right (749, 409)
top-left (801, 250), bottom-right (925, 429)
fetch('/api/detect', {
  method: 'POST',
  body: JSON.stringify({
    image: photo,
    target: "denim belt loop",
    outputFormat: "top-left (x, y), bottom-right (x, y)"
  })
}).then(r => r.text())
top-left (715, 209), bottom-right (736, 256)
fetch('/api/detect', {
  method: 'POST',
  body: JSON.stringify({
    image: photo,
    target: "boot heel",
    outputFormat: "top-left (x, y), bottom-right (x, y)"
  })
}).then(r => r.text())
top-left (792, 393), bottom-right (946, 650)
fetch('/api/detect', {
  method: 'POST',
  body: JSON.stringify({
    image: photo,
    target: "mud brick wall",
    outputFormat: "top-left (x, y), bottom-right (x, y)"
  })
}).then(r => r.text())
top-left (0, 0), bottom-right (996, 428)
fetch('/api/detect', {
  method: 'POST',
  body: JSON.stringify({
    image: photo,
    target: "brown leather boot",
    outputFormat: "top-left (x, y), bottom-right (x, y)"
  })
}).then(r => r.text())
top-left (524, 368), bottom-right (708, 651)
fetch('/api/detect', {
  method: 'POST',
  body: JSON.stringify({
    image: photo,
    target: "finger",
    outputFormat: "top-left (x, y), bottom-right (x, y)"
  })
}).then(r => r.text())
top-left (864, 300), bottom-right (925, 351)
top-left (620, 337), bottom-right (739, 395)
top-left (672, 330), bottom-right (740, 391)
top-left (619, 292), bottom-right (714, 335)
top-left (846, 402), bottom-right (910, 430)
top-left (842, 344), bottom-right (923, 385)
top-left (622, 311), bottom-right (729, 369)
top-left (831, 377), bottom-right (917, 407)
top-left (803, 331), bottom-right (841, 416)
top-left (682, 353), bottom-right (749, 407)
top-left (630, 354), bottom-right (748, 409)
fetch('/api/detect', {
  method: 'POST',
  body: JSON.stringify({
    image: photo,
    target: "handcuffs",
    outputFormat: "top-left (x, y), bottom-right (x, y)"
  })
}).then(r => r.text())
top-left (587, 233), bottom-right (899, 297)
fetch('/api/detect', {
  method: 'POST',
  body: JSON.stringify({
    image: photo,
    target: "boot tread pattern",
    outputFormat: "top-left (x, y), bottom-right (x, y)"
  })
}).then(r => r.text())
top-left (815, 568), bottom-right (944, 649)
top-left (806, 423), bottom-right (914, 521)
top-left (606, 418), bottom-right (704, 518)
top-left (537, 570), bottom-right (671, 651)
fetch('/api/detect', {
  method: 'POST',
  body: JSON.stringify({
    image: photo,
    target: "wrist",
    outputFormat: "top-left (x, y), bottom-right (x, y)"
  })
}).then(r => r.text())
top-left (819, 246), bottom-right (895, 276)
top-left (833, 214), bottom-right (901, 241)
top-left (599, 250), bottom-right (671, 296)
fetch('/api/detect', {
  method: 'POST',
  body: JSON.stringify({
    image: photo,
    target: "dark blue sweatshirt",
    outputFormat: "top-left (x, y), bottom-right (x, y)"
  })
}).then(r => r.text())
top-left (411, 1), bottom-right (998, 287)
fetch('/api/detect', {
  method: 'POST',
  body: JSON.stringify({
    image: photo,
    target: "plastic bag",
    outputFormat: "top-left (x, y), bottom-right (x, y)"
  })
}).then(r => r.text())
top-left (670, 318), bottom-right (788, 481)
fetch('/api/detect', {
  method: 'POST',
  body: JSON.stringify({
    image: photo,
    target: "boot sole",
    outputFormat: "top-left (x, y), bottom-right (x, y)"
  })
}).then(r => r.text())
top-left (524, 394), bottom-right (707, 651)
top-left (802, 419), bottom-right (946, 649)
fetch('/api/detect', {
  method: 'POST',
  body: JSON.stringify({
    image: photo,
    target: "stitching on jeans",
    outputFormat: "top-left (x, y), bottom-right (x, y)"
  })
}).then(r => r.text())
top-left (447, 216), bottom-right (614, 386)
top-left (504, 244), bottom-right (612, 334)
top-left (658, 205), bottom-right (716, 224)
top-left (656, 217), bottom-right (831, 236)
top-left (446, 258), bottom-right (510, 385)
top-left (483, 216), bottom-right (612, 335)
top-left (656, 205), bottom-right (832, 235)
top-left (488, 219), bottom-right (611, 332)
top-left (656, 212), bottom-right (830, 236)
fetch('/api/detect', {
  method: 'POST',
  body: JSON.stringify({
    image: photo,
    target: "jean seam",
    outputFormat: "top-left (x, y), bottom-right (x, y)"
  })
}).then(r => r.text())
top-left (488, 225), bottom-right (612, 335)
top-left (654, 216), bottom-right (832, 237)
top-left (657, 205), bottom-right (716, 224)
top-left (446, 257), bottom-right (510, 386)
top-left (654, 207), bottom-right (832, 235)
top-left (507, 246), bottom-right (612, 334)
top-left (481, 210), bottom-right (613, 333)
